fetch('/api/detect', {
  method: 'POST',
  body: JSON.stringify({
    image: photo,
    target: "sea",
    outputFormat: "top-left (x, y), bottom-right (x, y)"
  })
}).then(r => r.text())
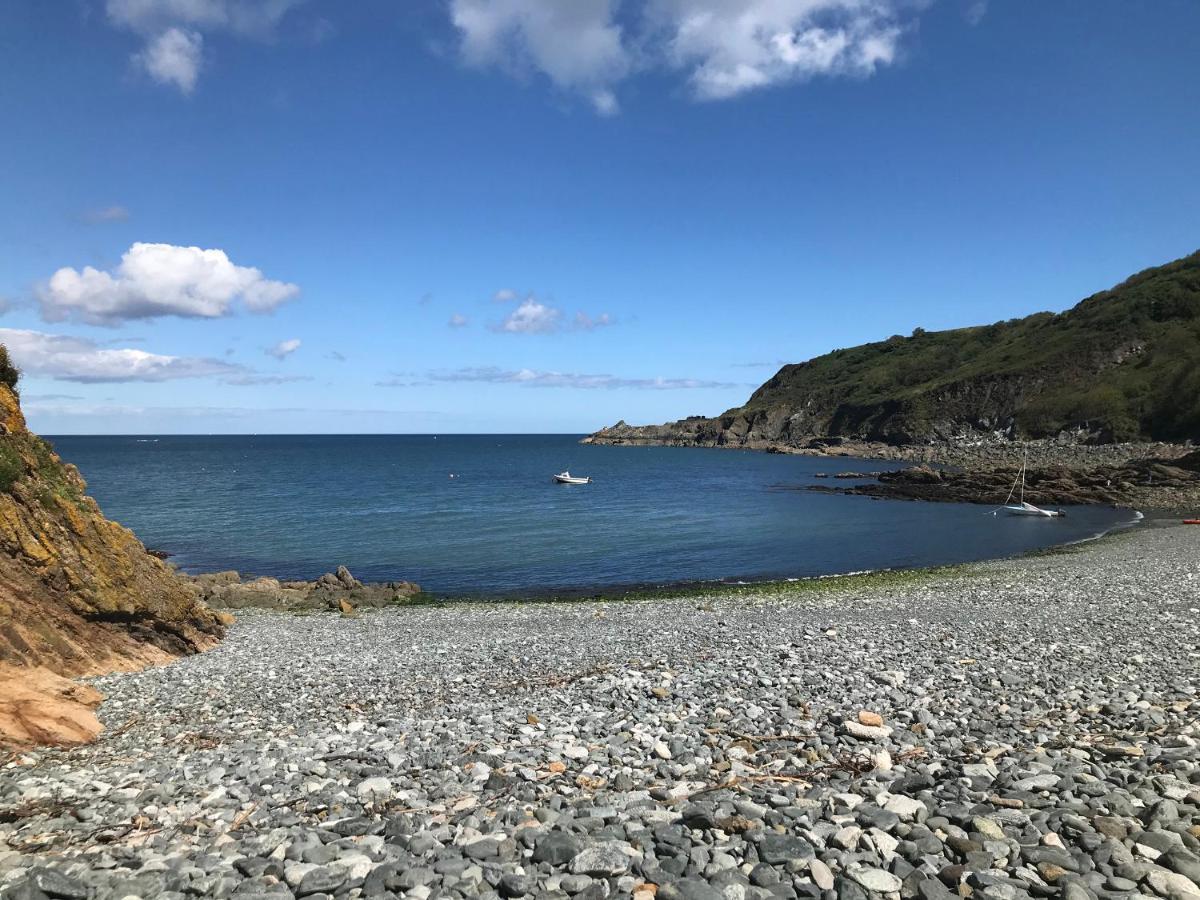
top-left (48, 434), bottom-right (1140, 597)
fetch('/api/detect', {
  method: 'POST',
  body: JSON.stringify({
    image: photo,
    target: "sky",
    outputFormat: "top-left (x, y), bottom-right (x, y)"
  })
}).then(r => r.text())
top-left (1, 0), bottom-right (1198, 435)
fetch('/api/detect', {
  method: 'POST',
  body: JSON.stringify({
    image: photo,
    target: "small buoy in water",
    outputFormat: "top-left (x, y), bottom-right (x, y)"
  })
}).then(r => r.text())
top-left (449, 473), bottom-right (456, 479)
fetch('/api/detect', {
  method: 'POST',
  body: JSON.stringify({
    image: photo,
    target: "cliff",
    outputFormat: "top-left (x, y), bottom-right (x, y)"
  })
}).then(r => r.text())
top-left (588, 250), bottom-right (1200, 450)
top-left (0, 372), bottom-right (225, 747)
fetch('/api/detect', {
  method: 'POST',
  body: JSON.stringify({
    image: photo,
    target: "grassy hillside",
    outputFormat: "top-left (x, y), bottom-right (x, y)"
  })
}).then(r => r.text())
top-left (738, 250), bottom-right (1200, 442)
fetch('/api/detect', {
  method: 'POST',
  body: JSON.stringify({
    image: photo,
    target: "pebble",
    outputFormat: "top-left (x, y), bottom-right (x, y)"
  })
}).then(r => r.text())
top-left (0, 527), bottom-right (1195, 900)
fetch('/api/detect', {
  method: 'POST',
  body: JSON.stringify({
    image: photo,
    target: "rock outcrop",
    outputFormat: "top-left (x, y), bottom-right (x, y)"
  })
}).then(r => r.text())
top-left (0, 380), bottom-right (225, 747)
top-left (188, 567), bottom-right (423, 611)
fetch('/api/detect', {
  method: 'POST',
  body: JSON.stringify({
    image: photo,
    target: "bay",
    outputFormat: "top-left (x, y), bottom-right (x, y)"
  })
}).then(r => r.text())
top-left (49, 434), bottom-right (1137, 596)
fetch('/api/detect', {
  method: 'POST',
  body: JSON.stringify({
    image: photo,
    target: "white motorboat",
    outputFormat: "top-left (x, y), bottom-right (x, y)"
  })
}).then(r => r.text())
top-left (998, 449), bottom-right (1063, 517)
top-left (553, 471), bottom-right (591, 485)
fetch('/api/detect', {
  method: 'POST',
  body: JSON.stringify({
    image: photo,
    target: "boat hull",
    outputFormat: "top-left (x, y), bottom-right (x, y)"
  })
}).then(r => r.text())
top-left (553, 475), bottom-right (590, 484)
top-left (1005, 504), bottom-right (1061, 518)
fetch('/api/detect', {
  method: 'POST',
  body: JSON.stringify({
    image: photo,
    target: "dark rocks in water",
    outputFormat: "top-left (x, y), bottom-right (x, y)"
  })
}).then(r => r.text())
top-left (810, 454), bottom-right (1200, 509)
top-left (145, 547), bottom-right (172, 560)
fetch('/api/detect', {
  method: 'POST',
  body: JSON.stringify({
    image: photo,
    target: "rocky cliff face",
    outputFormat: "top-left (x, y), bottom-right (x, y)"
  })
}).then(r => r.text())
top-left (0, 382), bottom-right (225, 746)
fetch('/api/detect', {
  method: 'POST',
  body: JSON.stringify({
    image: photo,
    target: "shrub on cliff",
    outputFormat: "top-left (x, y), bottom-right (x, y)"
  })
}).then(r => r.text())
top-left (0, 346), bottom-right (18, 394)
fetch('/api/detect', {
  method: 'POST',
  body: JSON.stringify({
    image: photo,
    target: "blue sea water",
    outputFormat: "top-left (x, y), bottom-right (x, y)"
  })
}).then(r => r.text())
top-left (48, 435), bottom-right (1138, 596)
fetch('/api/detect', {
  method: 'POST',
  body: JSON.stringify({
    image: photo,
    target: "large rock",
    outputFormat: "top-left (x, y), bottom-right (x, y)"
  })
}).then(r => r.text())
top-left (0, 381), bottom-right (225, 747)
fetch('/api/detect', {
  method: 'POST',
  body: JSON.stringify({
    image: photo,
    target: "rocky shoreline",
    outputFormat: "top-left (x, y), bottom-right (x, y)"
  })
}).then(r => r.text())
top-left (2, 525), bottom-right (1198, 900)
top-left (583, 428), bottom-right (1200, 513)
top-left (807, 450), bottom-right (1200, 514)
top-left (583, 425), bottom-right (1192, 472)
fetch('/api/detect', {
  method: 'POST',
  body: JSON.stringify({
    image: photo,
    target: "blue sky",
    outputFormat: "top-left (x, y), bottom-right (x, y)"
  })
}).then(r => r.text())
top-left (1, 0), bottom-right (1197, 434)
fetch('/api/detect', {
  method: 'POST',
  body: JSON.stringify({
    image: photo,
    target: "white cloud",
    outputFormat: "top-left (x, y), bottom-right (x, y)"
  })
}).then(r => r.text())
top-left (495, 296), bottom-right (562, 334)
top-left (106, 0), bottom-right (305, 93)
top-left (0, 328), bottom-right (243, 383)
top-left (266, 337), bottom-right (301, 359)
top-left (450, 0), bottom-right (917, 109)
top-left (451, 0), bottom-right (628, 102)
top-left (492, 288), bottom-right (518, 303)
top-left (965, 0), bottom-right (988, 25)
top-left (39, 242), bottom-right (299, 326)
top-left (135, 27), bottom-right (203, 93)
top-left (653, 0), bottom-right (905, 100)
top-left (426, 366), bottom-right (742, 390)
top-left (449, 313), bottom-right (470, 328)
top-left (106, 0), bottom-right (305, 36)
top-left (491, 292), bottom-right (613, 335)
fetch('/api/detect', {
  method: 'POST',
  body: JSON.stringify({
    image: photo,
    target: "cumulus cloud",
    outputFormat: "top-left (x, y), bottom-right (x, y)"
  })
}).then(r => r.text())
top-left (0, 328), bottom-right (244, 383)
top-left (106, 0), bottom-right (306, 92)
top-left (653, 0), bottom-right (904, 100)
top-left (135, 26), bottom-right (203, 92)
top-left (451, 0), bottom-right (627, 111)
top-left (38, 242), bottom-right (299, 326)
top-left (492, 292), bottom-right (613, 335)
top-left (424, 366), bottom-right (741, 390)
top-left (449, 313), bottom-right (470, 328)
top-left (450, 0), bottom-right (918, 109)
top-left (80, 205), bottom-right (132, 224)
top-left (495, 296), bottom-right (562, 334)
top-left (266, 337), bottom-right (301, 359)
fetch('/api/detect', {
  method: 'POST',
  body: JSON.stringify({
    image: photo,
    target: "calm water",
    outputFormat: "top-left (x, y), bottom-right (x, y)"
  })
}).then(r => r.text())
top-left (48, 435), bottom-right (1138, 596)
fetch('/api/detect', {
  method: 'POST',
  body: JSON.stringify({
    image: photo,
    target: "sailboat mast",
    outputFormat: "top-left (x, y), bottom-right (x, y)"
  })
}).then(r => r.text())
top-left (1020, 447), bottom-right (1027, 504)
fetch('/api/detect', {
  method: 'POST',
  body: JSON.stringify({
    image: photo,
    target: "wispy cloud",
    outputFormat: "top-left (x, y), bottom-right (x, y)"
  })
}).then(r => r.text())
top-left (106, 0), bottom-right (307, 94)
top-left (326, 350), bottom-right (347, 362)
top-left (731, 359), bottom-right (785, 369)
top-left (225, 373), bottom-right (313, 386)
top-left (0, 328), bottom-right (307, 386)
top-left (80, 205), bottom-right (131, 224)
top-left (450, 0), bottom-right (918, 112)
top-left (0, 327), bottom-right (244, 384)
top-left (266, 338), bottom-right (302, 360)
top-left (449, 313), bottom-right (469, 328)
top-left (38, 242), bottom-right (298, 326)
top-left (415, 366), bottom-right (743, 390)
top-left (965, 1), bottom-right (988, 26)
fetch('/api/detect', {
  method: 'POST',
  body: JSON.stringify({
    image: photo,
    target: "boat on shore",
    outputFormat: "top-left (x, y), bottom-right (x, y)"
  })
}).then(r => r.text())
top-left (998, 450), bottom-right (1064, 518)
top-left (553, 471), bottom-right (591, 485)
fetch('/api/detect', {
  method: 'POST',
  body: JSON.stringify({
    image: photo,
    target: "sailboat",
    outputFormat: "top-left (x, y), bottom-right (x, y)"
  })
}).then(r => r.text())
top-left (1000, 449), bottom-right (1063, 518)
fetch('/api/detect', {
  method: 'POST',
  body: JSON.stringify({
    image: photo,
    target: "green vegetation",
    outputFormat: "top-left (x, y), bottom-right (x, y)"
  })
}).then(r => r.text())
top-left (0, 441), bottom-right (23, 493)
top-left (734, 250), bottom-right (1200, 442)
top-left (0, 346), bottom-right (18, 394)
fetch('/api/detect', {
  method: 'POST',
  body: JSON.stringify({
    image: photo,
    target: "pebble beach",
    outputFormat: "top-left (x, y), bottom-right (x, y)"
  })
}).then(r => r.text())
top-left (2, 526), bottom-right (1198, 900)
